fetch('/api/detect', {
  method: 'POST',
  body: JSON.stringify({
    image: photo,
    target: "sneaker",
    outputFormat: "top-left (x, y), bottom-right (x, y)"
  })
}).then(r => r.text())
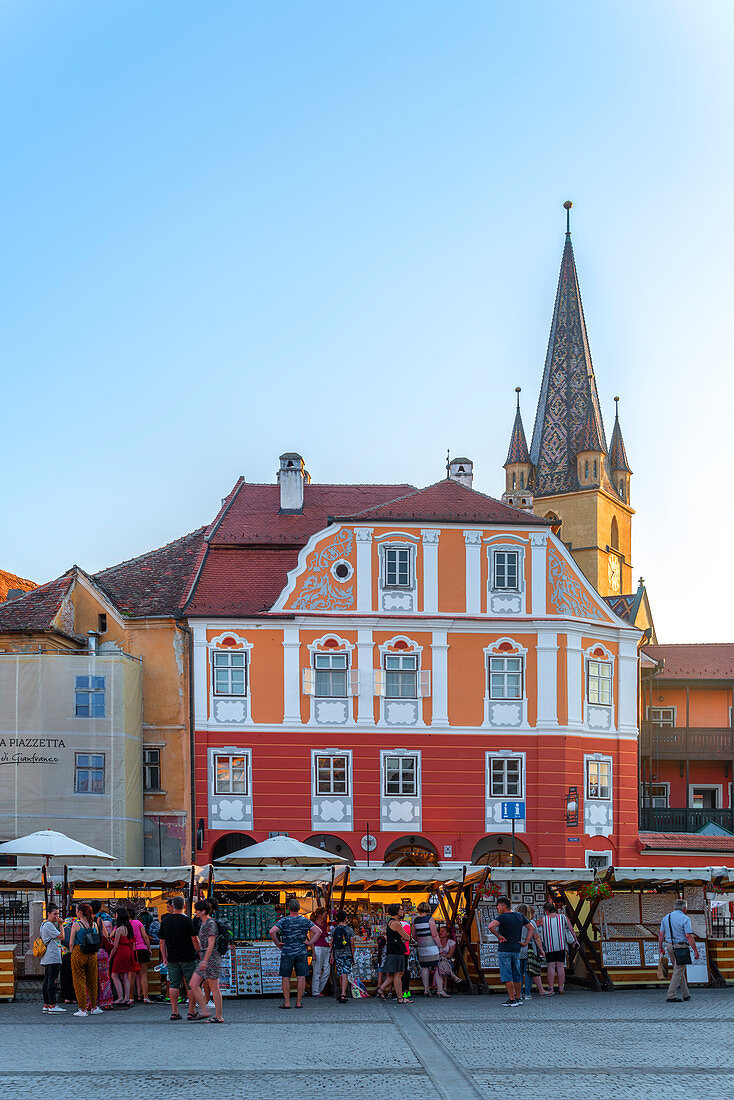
top-left (48, 1006), bottom-right (66, 1014)
top-left (42, 1007), bottom-right (49, 1013)
top-left (90, 1007), bottom-right (103, 1014)
top-left (510, 998), bottom-right (523, 1007)
top-left (73, 1010), bottom-right (88, 1017)
top-left (501, 999), bottom-right (516, 1007)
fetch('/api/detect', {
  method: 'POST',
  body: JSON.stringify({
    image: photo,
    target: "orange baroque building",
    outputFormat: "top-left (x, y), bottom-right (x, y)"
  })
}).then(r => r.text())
top-left (183, 457), bottom-right (642, 870)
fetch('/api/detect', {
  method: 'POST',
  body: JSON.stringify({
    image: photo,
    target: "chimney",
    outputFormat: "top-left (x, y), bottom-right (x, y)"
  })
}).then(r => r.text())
top-left (448, 457), bottom-right (473, 490)
top-left (277, 452), bottom-right (310, 513)
top-left (87, 631), bottom-right (99, 654)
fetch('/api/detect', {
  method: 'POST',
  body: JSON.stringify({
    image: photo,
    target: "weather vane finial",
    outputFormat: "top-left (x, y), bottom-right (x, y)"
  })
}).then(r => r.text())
top-left (614, 395), bottom-right (620, 418)
top-left (515, 385), bottom-right (521, 409)
top-left (563, 199), bottom-right (573, 235)
top-left (446, 449), bottom-right (450, 478)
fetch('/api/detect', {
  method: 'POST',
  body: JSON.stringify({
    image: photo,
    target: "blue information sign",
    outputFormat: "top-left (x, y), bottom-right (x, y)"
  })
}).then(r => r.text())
top-left (501, 801), bottom-right (526, 820)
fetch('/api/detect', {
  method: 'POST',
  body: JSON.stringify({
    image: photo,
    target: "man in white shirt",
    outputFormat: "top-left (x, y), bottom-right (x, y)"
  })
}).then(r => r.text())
top-left (658, 899), bottom-right (699, 1003)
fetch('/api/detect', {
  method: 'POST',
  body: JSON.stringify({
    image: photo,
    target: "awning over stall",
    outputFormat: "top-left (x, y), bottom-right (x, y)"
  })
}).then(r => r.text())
top-left (66, 865), bottom-right (195, 887)
top-left (0, 866), bottom-right (44, 889)
top-left (206, 865), bottom-right (345, 886)
top-left (610, 867), bottom-right (729, 885)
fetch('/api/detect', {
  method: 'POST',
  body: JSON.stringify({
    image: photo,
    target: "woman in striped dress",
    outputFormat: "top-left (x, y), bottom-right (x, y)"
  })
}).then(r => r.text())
top-left (540, 901), bottom-right (578, 995)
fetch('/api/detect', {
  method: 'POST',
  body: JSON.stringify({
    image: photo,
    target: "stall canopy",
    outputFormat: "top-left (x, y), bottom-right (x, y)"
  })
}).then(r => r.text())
top-left (0, 866), bottom-right (45, 888)
top-left (66, 865), bottom-right (195, 886)
top-left (206, 865), bottom-right (345, 886)
top-left (345, 866), bottom-right (467, 891)
top-left (609, 867), bottom-right (729, 885)
top-left (214, 836), bottom-right (349, 866)
top-left (476, 867), bottom-right (594, 886)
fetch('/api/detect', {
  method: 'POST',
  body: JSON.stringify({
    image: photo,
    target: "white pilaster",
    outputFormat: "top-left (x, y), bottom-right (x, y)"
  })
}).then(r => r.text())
top-left (282, 625), bottom-right (302, 725)
top-left (464, 530), bottom-right (482, 614)
top-left (617, 638), bottom-right (639, 734)
top-left (421, 529), bottom-right (440, 613)
top-left (355, 528), bottom-right (373, 612)
top-left (356, 627), bottom-right (375, 726)
top-left (566, 632), bottom-right (584, 729)
top-left (430, 630), bottom-right (449, 727)
top-left (192, 624), bottom-right (208, 725)
top-left (536, 632), bottom-right (558, 727)
top-left (530, 532), bottom-right (548, 615)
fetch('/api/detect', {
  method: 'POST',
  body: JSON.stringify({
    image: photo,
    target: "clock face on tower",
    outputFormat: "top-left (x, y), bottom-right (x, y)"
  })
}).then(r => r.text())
top-left (608, 553), bottom-right (621, 593)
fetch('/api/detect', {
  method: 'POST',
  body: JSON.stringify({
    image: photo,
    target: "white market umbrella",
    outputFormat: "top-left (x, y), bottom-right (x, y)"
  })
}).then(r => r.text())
top-left (214, 835), bottom-right (348, 867)
top-left (0, 829), bottom-right (113, 865)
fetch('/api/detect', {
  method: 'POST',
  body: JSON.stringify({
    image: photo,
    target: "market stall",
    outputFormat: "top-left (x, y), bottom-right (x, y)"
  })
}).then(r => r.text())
top-left (0, 868), bottom-right (46, 1000)
top-left (66, 865), bottom-right (197, 999)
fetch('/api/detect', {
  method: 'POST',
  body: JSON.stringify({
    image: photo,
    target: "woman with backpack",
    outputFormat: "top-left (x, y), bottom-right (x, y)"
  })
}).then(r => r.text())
top-left (189, 899), bottom-right (223, 1023)
top-left (330, 910), bottom-right (355, 1004)
top-left (109, 907), bottom-right (136, 1007)
top-left (69, 902), bottom-right (101, 1016)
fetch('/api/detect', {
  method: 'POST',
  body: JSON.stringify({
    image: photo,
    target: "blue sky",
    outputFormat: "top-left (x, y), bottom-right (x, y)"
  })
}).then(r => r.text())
top-left (2, 1), bottom-right (733, 641)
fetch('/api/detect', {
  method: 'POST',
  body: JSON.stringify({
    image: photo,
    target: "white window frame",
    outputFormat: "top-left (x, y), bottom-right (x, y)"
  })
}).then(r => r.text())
top-left (492, 549), bottom-right (520, 592)
top-left (688, 784), bottom-right (722, 810)
top-left (375, 637), bottom-right (429, 699)
top-left (385, 652), bottom-right (419, 699)
top-left (650, 707), bottom-right (676, 728)
top-left (212, 649), bottom-right (249, 697)
top-left (586, 757), bottom-right (612, 801)
top-left (488, 654), bottom-right (524, 700)
top-left (488, 754), bottom-right (524, 798)
top-left (381, 543), bottom-right (414, 589)
top-left (143, 747), bottom-right (162, 792)
top-left (312, 750), bottom-right (352, 797)
top-left (587, 657), bottom-right (613, 706)
top-left (642, 781), bottom-right (669, 808)
top-left (585, 850), bottom-right (612, 871)
top-left (313, 651), bottom-right (349, 698)
top-left (74, 752), bottom-right (106, 794)
top-left (382, 751), bottom-right (420, 797)
top-left (213, 751), bottom-right (251, 796)
top-left (74, 675), bottom-right (106, 718)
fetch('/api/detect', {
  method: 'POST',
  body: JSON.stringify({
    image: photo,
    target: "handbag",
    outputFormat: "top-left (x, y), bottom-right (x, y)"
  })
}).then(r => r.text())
top-left (667, 915), bottom-right (691, 966)
top-left (33, 936), bottom-right (46, 958)
top-left (132, 948), bottom-right (141, 973)
top-left (656, 952), bottom-right (669, 980)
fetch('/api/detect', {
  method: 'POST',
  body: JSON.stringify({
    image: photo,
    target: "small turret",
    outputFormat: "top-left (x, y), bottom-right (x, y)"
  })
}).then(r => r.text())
top-left (608, 397), bottom-right (632, 503)
top-left (502, 388), bottom-right (534, 512)
top-left (576, 402), bottom-right (605, 488)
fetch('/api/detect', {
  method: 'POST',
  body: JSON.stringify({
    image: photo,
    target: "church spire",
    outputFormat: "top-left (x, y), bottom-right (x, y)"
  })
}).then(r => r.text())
top-left (608, 396), bottom-right (632, 473)
top-left (529, 201), bottom-right (607, 496)
top-left (504, 387), bottom-right (530, 466)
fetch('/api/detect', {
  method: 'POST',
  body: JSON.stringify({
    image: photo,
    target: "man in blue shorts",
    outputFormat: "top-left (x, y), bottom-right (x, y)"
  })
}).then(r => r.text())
top-left (488, 895), bottom-right (529, 1007)
top-left (269, 897), bottom-right (321, 1009)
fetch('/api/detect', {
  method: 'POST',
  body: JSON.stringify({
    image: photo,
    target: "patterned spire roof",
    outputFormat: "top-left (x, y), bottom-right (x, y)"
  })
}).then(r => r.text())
top-left (529, 226), bottom-right (608, 496)
top-left (577, 402), bottom-right (604, 453)
top-left (608, 399), bottom-right (632, 473)
top-left (504, 391), bottom-right (530, 466)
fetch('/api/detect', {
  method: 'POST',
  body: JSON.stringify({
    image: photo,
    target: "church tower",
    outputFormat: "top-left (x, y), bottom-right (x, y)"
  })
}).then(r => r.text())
top-left (504, 202), bottom-right (634, 597)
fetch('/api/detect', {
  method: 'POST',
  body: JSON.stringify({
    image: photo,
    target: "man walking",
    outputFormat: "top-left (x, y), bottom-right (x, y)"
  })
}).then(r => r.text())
top-left (269, 897), bottom-right (320, 1009)
top-left (658, 898), bottom-right (699, 1003)
top-left (488, 895), bottom-right (529, 1007)
top-left (158, 896), bottom-right (200, 1020)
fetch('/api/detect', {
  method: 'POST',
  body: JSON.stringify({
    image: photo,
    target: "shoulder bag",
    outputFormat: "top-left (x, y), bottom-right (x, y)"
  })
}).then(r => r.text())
top-left (667, 914), bottom-right (691, 966)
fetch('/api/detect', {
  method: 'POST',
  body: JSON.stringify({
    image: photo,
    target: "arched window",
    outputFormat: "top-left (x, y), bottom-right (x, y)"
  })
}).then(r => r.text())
top-left (593, 460), bottom-right (597, 479)
top-left (520, 471), bottom-right (524, 488)
top-left (512, 473), bottom-right (516, 489)
top-left (619, 480), bottom-right (625, 501)
top-left (610, 517), bottom-right (619, 550)
top-left (584, 460), bottom-right (589, 479)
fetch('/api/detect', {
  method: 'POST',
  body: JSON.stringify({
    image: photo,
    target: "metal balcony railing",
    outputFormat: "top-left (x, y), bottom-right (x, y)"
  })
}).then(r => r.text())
top-left (640, 807), bottom-right (734, 833)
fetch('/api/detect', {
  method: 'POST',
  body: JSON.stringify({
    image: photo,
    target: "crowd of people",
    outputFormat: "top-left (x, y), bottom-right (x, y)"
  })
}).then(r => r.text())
top-left (37, 891), bottom-right (694, 1017)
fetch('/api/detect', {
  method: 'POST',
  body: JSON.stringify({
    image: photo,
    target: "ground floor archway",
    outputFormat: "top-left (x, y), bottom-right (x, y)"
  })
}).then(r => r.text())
top-left (383, 835), bottom-right (440, 867)
top-left (471, 834), bottom-right (532, 867)
top-left (210, 832), bottom-right (256, 862)
top-left (304, 834), bottom-right (356, 864)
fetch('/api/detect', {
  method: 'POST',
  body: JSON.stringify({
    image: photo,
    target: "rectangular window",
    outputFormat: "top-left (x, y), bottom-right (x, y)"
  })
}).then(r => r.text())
top-left (493, 550), bottom-right (519, 590)
top-left (314, 653), bottom-right (348, 697)
top-left (489, 656), bottom-right (523, 699)
top-left (384, 547), bottom-right (411, 588)
top-left (315, 754), bottom-right (350, 796)
top-left (489, 756), bottom-right (523, 798)
top-left (587, 759), bottom-right (611, 800)
top-left (385, 654), bottom-right (418, 698)
top-left (212, 651), bottom-right (248, 696)
top-left (691, 787), bottom-right (718, 810)
top-left (143, 748), bottom-right (161, 792)
top-left (587, 660), bottom-right (612, 705)
top-left (97, 613), bottom-right (107, 634)
top-left (74, 675), bottom-right (106, 718)
top-left (642, 783), bottom-right (669, 808)
top-left (384, 754), bottom-right (418, 796)
top-left (651, 707), bottom-right (675, 728)
top-left (75, 753), bottom-right (105, 794)
top-left (214, 753), bottom-right (249, 795)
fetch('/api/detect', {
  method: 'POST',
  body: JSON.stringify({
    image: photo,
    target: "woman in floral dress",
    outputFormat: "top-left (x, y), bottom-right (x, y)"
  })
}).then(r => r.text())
top-left (93, 902), bottom-right (114, 1009)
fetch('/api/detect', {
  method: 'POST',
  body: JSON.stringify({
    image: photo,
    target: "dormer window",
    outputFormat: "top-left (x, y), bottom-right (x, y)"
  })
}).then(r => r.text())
top-left (383, 546), bottom-right (411, 588)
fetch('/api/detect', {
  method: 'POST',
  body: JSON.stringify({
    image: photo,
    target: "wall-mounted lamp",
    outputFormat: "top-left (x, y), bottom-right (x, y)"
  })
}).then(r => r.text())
top-left (565, 787), bottom-right (579, 828)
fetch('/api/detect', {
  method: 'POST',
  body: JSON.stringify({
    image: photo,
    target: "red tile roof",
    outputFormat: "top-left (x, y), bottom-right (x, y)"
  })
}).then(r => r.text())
top-left (0, 569), bottom-right (37, 604)
top-left (335, 478), bottom-right (549, 526)
top-left (0, 572), bottom-right (74, 633)
top-left (210, 481), bottom-right (416, 545)
top-left (639, 832), bottom-right (734, 852)
top-left (185, 546), bottom-right (302, 616)
top-left (95, 528), bottom-right (207, 617)
top-left (643, 643), bottom-right (734, 681)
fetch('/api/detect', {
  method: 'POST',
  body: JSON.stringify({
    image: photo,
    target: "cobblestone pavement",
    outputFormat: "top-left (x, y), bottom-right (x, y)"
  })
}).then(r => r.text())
top-left (2, 986), bottom-right (733, 1098)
